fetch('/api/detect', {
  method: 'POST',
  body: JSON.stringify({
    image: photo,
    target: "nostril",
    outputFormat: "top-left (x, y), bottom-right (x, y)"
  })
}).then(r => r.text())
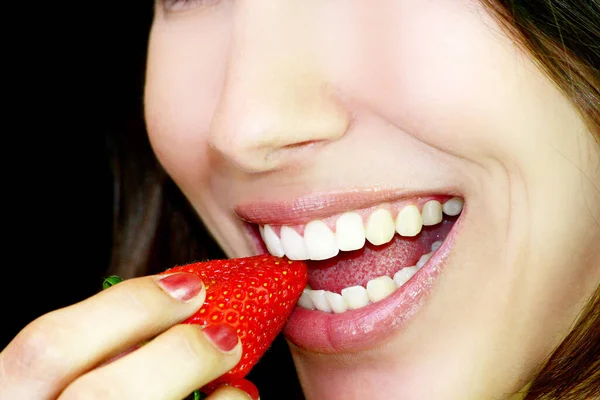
top-left (281, 140), bottom-right (319, 150)
top-left (208, 80), bottom-right (351, 173)
top-left (264, 139), bottom-right (326, 168)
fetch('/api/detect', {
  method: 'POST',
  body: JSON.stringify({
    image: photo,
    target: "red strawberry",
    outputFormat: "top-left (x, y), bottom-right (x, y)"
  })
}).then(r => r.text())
top-left (159, 255), bottom-right (308, 394)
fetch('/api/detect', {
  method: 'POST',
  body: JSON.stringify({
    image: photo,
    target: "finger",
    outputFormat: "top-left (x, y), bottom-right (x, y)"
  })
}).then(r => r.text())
top-left (206, 380), bottom-right (260, 400)
top-left (58, 323), bottom-right (242, 400)
top-left (0, 273), bottom-right (205, 400)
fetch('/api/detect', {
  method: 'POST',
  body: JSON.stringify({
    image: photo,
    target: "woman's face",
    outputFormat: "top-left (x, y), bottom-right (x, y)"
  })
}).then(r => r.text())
top-left (144, 1), bottom-right (600, 398)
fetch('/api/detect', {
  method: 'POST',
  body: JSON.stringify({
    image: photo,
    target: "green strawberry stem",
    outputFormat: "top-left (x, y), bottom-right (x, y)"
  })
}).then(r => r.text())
top-left (185, 389), bottom-right (206, 400)
top-left (102, 275), bottom-right (123, 289)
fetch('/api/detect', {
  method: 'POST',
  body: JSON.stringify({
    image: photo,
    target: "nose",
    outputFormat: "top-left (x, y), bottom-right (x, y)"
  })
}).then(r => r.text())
top-left (209, 1), bottom-right (351, 173)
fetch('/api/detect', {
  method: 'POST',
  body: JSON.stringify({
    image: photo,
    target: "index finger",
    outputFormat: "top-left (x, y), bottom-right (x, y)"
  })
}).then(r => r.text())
top-left (0, 273), bottom-right (205, 399)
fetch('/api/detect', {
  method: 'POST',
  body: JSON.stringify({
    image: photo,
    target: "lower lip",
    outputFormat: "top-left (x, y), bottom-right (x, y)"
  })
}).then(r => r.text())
top-left (283, 218), bottom-right (462, 353)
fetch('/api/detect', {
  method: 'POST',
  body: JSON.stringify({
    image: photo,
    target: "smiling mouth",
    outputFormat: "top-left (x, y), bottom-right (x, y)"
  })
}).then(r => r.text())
top-left (237, 192), bottom-right (465, 352)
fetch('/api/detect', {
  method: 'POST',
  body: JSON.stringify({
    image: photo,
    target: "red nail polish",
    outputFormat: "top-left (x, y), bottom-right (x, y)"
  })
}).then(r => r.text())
top-left (202, 323), bottom-right (239, 353)
top-left (229, 379), bottom-right (260, 400)
top-left (157, 273), bottom-right (204, 302)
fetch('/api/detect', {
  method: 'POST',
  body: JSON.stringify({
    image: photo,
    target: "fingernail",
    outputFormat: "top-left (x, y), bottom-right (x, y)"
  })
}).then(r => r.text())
top-left (157, 273), bottom-right (204, 302)
top-left (202, 323), bottom-right (239, 353)
top-left (228, 379), bottom-right (260, 400)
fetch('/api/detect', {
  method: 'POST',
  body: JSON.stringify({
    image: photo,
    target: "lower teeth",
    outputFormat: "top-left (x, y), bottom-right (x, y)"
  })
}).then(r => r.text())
top-left (297, 239), bottom-right (444, 313)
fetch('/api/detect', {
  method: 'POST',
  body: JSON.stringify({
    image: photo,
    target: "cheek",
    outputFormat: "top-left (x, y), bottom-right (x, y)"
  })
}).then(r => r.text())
top-left (144, 11), bottom-right (231, 189)
top-left (338, 1), bottom-right (559, 165)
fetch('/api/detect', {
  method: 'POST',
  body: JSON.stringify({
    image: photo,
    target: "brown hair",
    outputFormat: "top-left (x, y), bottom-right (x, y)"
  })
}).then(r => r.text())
top-left (109, 1), bottom-right (600, 398)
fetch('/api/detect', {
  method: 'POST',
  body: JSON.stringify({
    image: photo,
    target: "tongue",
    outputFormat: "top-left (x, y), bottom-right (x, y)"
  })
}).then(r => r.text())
top-left (307, 219), bottom-right (455, 293)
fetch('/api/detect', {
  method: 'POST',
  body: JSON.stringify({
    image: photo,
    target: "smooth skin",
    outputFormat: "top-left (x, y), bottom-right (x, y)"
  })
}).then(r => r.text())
top-left (0, 274), bottom-right (252, 400)
top-left (144, 1), bottom-right (600, 399)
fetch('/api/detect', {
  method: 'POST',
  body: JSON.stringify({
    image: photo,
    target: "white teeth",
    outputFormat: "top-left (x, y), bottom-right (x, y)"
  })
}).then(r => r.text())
top-left (341, 286), bottom-right (370, 310)
top-left (393, 266), bottom-right (419, 287)
top-left (280, 226), bottom-right (309, 260)
top-left (416, 252), bottom-right (433, 269)
top-left (366, 276), bottom-right (396, 303)
top-left (325, 292), bottom-right (349, 313)
top-left (261, 225), bottom-right (285, 257)
top-left (395, 205), bottom-right (423, 237)
top-left (431, 240), bottom-right (443, 252)
top-left (422, 200), bottom-right (443, 226)
top-left (443, 197), bottom-right (464, 216)
top-left (308, 290), bottom-right (332, 312)
top-left (260, 198), bottom-right (463, 260)
top-left (304, 220), bottom-right (339, 260)
top-left (297, 288), bottom-right (315, 310)
top-left (335, 212), bottom-right (366, 251)
top-left (365, 209), bottom-right (396, 245)
top-left (266, 198), bottom-right (464, 313)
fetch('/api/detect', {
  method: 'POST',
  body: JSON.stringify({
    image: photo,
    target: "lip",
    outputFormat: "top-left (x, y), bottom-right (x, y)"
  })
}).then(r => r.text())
top-left (235, 187), bottom-right (460, 226)
top-left (282, 213), bottom-right (464, 353)
top-left (237, 187), bottom-right (465, 353)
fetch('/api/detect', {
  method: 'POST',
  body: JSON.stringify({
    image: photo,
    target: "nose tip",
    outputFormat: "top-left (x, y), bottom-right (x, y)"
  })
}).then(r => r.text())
top-left (209, 79), bottom-right (351, 173)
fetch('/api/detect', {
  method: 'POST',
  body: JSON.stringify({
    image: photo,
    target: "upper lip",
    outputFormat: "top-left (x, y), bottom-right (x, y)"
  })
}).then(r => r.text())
top-left (235, 186), bottom-right (460, 225)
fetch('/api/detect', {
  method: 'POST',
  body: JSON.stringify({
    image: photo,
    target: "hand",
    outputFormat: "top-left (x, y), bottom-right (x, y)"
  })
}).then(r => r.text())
top-left (0, 273), bottom-right (258, 400)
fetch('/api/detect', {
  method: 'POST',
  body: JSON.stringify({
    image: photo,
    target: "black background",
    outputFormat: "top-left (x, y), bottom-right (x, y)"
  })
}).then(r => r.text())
top-left (3, 3), bottom-right (303, 399)
top-left (3, 4), bottom-right (154, 345)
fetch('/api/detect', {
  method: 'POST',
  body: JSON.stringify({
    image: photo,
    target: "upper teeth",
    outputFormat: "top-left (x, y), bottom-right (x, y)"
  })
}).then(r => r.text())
top-left (258, 197), bottom-right (463, 261)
